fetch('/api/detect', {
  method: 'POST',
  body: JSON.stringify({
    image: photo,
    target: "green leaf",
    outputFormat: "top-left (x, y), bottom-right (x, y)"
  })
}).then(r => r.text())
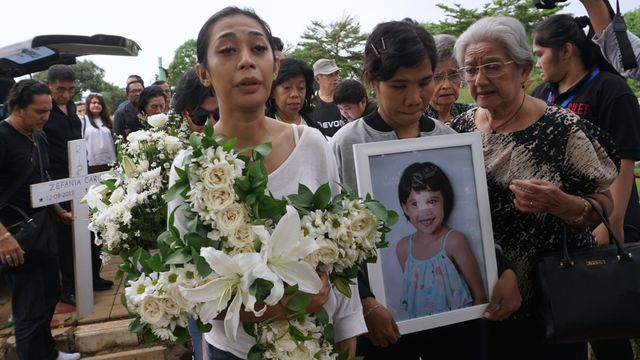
top-left (249, 278), bottom-right (274, 304)
top-left (144, 253), bottom-right (166, 272)
top-left (197, 319), bottom-right (212, 333)
top-left (333, 277), bottom-right (352, 297)
top-left (323, 323), bottom-right (335, 344)
top-left (164, 250), bottom-right (192, 265)
top-left (128, 318), bottom-right (143, 333)
top-left (289, 323), bottom-right (312, 341)
top-left (165, 181), bottom-right (189, 202)
top-left (143, 328), bottom-right (155, 344)
top-left (284, 284), bottom-right (299, 295)
top-left (184, 232), bottom-right (206, 250)
top-left (312, 183), bottom-right (332, 210)
top-left (204, 121), bottom-right (214, 137)
top-left (314, 308), bottom-right (329, 325)
top-left (242, 322), bottom-right (257, 338)
top-left (387, 210), bottom-right (399, 226)
top-left (173, 326), bottom-right (189, 346)
top-left (174, 165), bottom-right (187, 181)
top-left (247, 344), bottom-right (265, 360)
top-left (222, 138), bottom-right (238, 152)
top-left (189, 132), bottom-right (203, 148)
top-left (192, 247), bottom-right (212, 277)
top-left (252, 143), bottom-right (272, 159)
top-left (284, 292), bottom-right (312, 312)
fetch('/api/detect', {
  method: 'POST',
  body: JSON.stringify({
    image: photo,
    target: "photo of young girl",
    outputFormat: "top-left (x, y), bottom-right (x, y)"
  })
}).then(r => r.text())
top-left (396, 162), bottom-right (486, 318)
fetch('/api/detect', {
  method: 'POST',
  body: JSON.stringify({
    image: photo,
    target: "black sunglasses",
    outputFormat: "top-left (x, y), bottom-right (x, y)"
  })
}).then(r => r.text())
top-left (190, 108), bottom-right (219, 126)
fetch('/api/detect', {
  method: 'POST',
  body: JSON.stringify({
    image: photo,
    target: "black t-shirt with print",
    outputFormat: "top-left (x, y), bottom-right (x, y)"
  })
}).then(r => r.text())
top-left (310, 97), bottom-right (344, 137)
top-left (532, 70), bottom-right (640, 241)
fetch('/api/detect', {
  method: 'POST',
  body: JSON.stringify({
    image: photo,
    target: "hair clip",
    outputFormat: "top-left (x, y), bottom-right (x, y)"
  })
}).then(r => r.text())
top-left (380, 37), bottom-right (387, 51)
top-left (370, 43), bottom-right (380, 56)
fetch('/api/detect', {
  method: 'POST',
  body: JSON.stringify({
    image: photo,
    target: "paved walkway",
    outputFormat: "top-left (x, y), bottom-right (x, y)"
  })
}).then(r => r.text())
top-left (0, 256), bottom-right (128, 332)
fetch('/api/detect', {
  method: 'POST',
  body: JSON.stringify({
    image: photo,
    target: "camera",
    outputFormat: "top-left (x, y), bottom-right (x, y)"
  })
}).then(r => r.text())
top-left (533, 0), bottom-right (568, 9)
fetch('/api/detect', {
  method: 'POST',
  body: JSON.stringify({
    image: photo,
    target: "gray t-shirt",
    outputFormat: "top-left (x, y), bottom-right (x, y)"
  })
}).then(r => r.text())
top-left (330, 111), bottom-right (456, 194)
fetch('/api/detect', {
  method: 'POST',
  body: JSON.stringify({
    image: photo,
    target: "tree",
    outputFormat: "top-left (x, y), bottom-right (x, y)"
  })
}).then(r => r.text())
top-left (33, 60), bottom-right (125, 111)
top-left (167, 39), bottom-right (197, 87)
top-left (623, 7), bottom-right (640, 36)
top-left (288, 15), bottom-right (368, 80)
top-left (424, 0), bottom-right (564, 37)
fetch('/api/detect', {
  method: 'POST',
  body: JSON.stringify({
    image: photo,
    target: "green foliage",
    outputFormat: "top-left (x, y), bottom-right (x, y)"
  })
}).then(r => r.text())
top-left (167, 39), bottom-right (197, 87)
top-left (624, 8), bottom-right (640, 36)
top-left (424, 0), bottom-right (563, 38)
top-left (288, 15), bottom-right (368, 80)
top-left (33, 60), bottom-right (125, 110)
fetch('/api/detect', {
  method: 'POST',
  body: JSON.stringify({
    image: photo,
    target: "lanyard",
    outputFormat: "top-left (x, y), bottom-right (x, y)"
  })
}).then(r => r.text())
top-left (547, 68), bottom-right (600, 108)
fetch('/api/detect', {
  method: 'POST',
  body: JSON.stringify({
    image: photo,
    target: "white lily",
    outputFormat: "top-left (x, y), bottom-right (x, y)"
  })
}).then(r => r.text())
top-left (179, 247), bottom-right (280, 340)
top-left (257, 206), bottom-right (322, 294)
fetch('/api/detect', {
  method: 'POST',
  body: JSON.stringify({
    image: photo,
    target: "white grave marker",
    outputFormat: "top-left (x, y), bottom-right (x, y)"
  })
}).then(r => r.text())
top-left (30, 139), bottom-right (106, 319)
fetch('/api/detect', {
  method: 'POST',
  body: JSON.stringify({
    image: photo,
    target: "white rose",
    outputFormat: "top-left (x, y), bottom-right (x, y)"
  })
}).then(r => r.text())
top-left (140, 296), bottom-right (165, 325)
top-left (349, 212), bottom-right (377, 238)
top-left (216, 203), bottom-right (247, 234)
top-left (202, 163), bottom-right (233, 189)
top-left (137, 160), bottom-right (150, 173)
top-left (162, 296), bottom-right (182, 315)
top-left (147, 113), bottom-right (168, 128)
top-left (166, 284), bottom-right (193, 312)
top-left (228, 224), bottom-right (255, 251)
top-left (202, 186), bottom-right (234, 211)
top-left (315, 238), bottom-right (339, 265)
top-left (164, 135), bottom-right (182, 153)
top-left (109, 187), bottom-right (125, 204)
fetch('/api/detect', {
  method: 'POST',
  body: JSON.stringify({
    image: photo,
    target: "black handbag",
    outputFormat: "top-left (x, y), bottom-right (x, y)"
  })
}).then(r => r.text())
top-left (534, 198), bottom-right (640, 343)
top-left (0, 132), bottom-right (57, 270)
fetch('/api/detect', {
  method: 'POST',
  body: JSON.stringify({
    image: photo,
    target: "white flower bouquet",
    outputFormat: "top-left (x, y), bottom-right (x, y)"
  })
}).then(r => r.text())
top-left (121, 124), bottom-right (397, 358)
top-left (85, 111), bottom-right (188, 260)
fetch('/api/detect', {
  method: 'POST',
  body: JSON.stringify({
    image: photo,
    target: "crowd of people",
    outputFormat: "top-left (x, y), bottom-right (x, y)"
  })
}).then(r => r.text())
top-left (0, 0), bottom-right (639, 359)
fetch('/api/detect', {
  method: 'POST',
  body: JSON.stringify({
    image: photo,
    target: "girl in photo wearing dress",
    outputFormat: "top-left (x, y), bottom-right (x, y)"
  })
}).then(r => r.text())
top-left (396, 162), bottom-right (486, 317)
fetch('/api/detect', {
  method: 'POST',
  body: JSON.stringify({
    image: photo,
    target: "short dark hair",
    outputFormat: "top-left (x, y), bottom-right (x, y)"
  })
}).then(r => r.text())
top-left (126, 80), bottom-right (144, 94)
top-left (196, 7), bottom-right (275, 66)
top-left (173, 68), bottom-right (215, 114)
top-left (127, 74), bottom-right (144, 87)
top-left (266, 58), bottom-right (314, 118)
top-left (398, 162), bottom-right (454, 221)
top-left (6, 79), bottom-right (51, 113)
top-left (152, 80), bottom-right (167, 86)
top-left (47, 64), bottom-right (76, 83)
top-left (364, 20), bottom-right (436, 82)
top-left (334, 79), bottom-right (367, 105)
top-left (272, 36), bottom-right (284, 52)
top-left (138, 85), bottom-right (166, 115)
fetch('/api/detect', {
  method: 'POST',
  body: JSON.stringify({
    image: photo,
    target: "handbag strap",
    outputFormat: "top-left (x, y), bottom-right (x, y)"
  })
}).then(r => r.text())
top-left (560, 197), bottom-right (632, 266)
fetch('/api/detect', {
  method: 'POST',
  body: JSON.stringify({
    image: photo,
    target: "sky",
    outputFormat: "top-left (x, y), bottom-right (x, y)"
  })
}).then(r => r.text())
top-left (3, 0), bottom-right (637, 88)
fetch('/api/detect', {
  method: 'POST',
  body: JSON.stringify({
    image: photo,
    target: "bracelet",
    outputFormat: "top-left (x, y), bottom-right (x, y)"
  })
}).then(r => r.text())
top-left (571, 198), bottom-right (590, 224)
top-left (0, 232), bottom-right (11, 241)
top-left (364, 304), bottom-right (382, 318)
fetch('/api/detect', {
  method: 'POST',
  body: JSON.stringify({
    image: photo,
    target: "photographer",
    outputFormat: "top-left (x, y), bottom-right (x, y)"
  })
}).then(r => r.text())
top-left (580, 0), bottom-right (640, 79)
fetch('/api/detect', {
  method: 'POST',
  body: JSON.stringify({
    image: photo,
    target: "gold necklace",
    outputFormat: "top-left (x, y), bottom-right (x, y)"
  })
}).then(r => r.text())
top-left (485, 92), bottom-right (526, 134)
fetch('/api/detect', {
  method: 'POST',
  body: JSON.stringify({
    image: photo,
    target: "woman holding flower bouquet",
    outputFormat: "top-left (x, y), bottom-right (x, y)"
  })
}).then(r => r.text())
top-left (166, 7), bottom-right (366, 360)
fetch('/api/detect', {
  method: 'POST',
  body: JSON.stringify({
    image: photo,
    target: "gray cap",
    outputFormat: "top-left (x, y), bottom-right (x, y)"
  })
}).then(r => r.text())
top-left (313, 59), bottom-right (340, 76)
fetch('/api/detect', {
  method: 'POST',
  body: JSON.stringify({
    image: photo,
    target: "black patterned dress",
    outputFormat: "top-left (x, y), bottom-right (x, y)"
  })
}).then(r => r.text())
top-left (450, 106), bottom-right (618, 312)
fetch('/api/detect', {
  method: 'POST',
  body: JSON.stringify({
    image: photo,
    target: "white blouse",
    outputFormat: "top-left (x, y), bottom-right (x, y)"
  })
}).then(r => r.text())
top-left (82, 116), bottom-right (116, 166)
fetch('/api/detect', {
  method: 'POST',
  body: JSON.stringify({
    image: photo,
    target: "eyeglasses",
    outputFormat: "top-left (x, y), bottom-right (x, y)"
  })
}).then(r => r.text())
top-left (190, 108), bottom-right (219, 126)
top-left (459, 60), bottom-right (515, 81)
top-left (433, 72), bottom-right (462, 84)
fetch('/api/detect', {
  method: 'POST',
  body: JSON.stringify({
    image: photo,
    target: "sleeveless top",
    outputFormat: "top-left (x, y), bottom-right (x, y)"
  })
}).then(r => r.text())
top-left (400, 230), bottom-right (473, 317)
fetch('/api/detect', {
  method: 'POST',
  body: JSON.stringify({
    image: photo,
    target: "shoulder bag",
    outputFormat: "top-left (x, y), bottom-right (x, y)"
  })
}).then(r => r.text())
top-left (534, 197), bottom-right (640, 343)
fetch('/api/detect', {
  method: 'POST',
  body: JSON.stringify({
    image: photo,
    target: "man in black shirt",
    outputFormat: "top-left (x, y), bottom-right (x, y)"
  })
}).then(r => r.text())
top-left (112, 80), bottom-right (144, 139)
top-left (311, 59), bottom-right (345, 137)
top-left (0, 79), bottom-right (80, 360)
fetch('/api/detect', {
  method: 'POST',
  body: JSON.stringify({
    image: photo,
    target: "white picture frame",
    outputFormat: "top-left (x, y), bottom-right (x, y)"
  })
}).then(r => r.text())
top-left (353, 132), bottom-right (497, 334)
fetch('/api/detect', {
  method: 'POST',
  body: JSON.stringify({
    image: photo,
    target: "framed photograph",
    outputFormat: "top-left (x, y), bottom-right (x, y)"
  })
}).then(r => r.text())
top-left (353, 132), bottom-right (497, 334)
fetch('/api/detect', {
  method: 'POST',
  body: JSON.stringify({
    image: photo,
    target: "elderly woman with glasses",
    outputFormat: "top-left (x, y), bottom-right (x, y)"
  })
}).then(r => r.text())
top-left (425, 34), bottom-right (472, 124)
top-left (449, 16), bottom-right (619, 360)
